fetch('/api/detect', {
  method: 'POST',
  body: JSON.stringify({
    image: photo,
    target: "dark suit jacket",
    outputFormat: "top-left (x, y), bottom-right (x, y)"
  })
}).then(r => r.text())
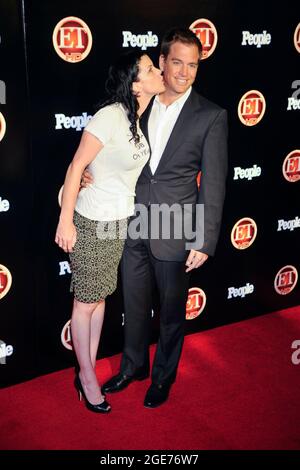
top-left (127, 88), bottom-right (228, 261)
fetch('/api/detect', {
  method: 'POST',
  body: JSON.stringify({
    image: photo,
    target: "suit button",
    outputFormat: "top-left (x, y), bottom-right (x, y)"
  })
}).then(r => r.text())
top-left (150, 179), bottom-right (157, 184)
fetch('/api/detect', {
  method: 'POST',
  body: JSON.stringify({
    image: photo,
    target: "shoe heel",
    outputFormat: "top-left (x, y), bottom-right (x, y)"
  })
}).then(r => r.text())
top-left (74, 374), bottom-right (111, 413)
top-left (74, 376), bottom-right (82, 401)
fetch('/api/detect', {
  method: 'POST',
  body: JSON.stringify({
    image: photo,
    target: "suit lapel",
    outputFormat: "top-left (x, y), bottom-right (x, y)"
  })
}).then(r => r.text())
top-left (140, 97), bottom-right (154, 146)
top-left (139, 98), bottom-right (154, 177)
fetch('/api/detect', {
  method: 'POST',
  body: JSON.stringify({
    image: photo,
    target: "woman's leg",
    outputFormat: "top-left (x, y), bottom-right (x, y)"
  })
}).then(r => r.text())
top-left (90, 299), bottom-right (105, 369)
top-left (71, 298), bottom-right (103, 404)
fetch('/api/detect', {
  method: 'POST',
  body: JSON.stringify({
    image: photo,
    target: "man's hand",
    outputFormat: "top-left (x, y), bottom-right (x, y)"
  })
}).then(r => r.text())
top-left (185, 249), bottom-right (208, 273)
top-left (81, 169), bottom-right (93, 188)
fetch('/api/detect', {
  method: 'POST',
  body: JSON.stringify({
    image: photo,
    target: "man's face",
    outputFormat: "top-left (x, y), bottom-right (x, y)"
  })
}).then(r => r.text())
top-left (159, 42), bottom-right (200, 98)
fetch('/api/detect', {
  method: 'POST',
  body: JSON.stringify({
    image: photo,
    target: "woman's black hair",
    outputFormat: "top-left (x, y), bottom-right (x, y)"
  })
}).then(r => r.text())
top-left (97, 50), bottom-right (145, 144)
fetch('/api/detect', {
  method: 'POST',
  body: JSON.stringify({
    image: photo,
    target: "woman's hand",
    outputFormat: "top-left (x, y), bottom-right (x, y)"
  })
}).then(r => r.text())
top-left (55, 221), bottom-right (77, 253)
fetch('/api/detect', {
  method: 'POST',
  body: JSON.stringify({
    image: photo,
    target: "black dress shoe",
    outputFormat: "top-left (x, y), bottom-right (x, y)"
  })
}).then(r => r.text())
top-left (102, 371), bottom-right (149, 394)
top-left (144, 383), bottom-right (170, 408)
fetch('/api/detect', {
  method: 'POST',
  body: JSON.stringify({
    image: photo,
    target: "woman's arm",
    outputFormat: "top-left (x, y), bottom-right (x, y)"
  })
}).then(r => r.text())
top-left (55, 131), bottom-right (103, 252)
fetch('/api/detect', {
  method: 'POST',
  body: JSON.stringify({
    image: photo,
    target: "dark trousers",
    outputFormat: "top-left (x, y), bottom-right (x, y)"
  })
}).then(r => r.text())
top-left (120, 238), bottom-right (190, 386)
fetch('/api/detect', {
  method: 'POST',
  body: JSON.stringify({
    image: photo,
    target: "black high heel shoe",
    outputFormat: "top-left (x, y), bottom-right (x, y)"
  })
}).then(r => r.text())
top-left (74, 365), bottom-right (106, 398)
top-left (74, 375), bottom-right (111, 413)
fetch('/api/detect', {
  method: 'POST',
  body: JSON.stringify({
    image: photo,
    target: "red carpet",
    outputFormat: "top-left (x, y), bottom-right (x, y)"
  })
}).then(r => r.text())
top-left (1, 306), bottom-right (300, 450)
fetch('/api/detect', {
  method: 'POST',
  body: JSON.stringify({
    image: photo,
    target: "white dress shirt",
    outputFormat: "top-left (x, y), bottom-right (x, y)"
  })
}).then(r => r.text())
top-left (148, 87), bottom-right (192, 174)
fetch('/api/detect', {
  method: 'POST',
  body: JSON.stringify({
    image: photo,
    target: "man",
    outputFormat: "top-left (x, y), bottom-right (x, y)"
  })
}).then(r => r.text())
top-left (90, 28), bottom-right (228, 407)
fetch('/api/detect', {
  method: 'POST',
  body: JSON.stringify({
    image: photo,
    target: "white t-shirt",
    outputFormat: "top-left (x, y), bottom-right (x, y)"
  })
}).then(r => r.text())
top-left (75, 103), bottom-right (150, 221)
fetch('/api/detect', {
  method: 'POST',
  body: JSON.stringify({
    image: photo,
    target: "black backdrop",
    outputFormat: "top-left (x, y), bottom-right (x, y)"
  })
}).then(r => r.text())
top-left (0, 0), bottom-right (299, 387)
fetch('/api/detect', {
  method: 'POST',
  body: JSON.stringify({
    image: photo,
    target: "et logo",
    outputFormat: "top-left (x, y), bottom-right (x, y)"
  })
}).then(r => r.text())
top-left (238, 90), bottom-right (266, 126)
top-left (53, 16), bottom-right (92, 63)
top-left (186, 287), bottom-right (206, 320)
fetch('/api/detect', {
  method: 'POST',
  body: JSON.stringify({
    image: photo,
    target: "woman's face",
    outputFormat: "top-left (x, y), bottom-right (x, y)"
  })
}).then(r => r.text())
top-left (134, 55), bottom-right (165, 96)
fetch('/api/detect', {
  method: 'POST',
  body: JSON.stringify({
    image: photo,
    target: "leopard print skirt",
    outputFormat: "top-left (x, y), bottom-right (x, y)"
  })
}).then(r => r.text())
top-left (69, 211), bottom-right (128, 303)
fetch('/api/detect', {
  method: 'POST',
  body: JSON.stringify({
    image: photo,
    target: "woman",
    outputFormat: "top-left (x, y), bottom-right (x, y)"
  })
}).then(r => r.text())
top-left (55, 51), bottom-right (165, 413)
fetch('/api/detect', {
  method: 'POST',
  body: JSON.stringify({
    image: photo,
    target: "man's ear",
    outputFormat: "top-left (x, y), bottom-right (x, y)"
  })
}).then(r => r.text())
top-left (159, 54), bottom-right (165, 72)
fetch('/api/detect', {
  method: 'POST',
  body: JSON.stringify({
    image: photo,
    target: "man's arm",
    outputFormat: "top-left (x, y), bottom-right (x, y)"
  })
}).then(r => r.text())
top-left (197, 109), bottom-right (228, 256)
top-left (185, 109), bottom-right (228, 271)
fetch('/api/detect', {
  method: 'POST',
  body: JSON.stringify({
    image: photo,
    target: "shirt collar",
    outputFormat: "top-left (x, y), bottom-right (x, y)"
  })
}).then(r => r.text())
top-left (154, 86), bottom-right (192, 111)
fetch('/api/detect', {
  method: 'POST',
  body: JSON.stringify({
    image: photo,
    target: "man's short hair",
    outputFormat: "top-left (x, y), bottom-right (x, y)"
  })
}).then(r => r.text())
top-left (160, 27), bottom-right (202, 60)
